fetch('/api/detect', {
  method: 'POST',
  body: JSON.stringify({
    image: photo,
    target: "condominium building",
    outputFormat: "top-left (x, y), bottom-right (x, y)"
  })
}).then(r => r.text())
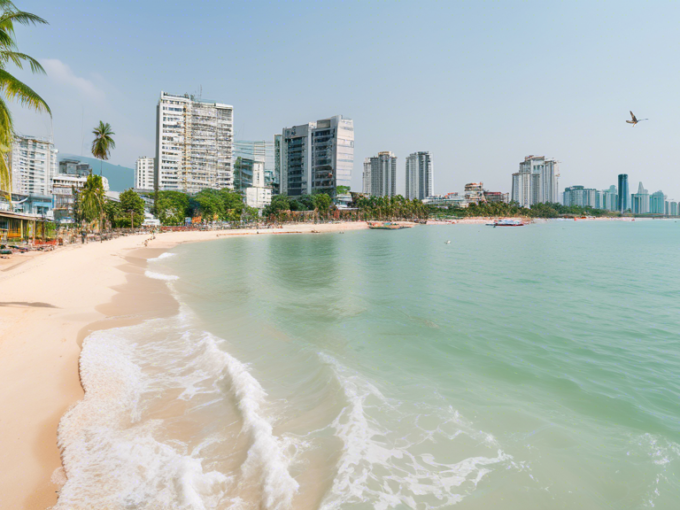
top-left (280, 115), bottom-right (353, 198)
top-left (631, 182), bottom-right (649, 214)
top-left (135, 157), bottom-right (155, 191)
top-left (362, 158), bottom-right (372, 194)
top-left (367, 151), bottom-right (397, 198)
top-left (9, 135), bottom-right (58, 196)
top-left (669, 201), bottom-right (679, 216)
top-left (564, 186), bottom-right (597, 208)
top-left (649, 191), bottom-right (666, 214)
top-left (155, 91), bottom-right (234, 193)
top-left (599, 185), bottom-right (618, 211)
top-left (405, 151), bottom-right (434, 200)
top-left (618, 174), bottom-right (629, 212)
top-left (510, 155), bottom-right (559, 207)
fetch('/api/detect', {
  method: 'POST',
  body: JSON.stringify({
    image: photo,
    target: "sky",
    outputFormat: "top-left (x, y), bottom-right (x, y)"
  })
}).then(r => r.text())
top-left (10, 0), bottom-right (680, 198)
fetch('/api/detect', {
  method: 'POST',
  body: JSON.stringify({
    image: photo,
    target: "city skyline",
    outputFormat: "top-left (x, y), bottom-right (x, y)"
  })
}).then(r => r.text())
top-left (8, 1), bottom-right (680, 197)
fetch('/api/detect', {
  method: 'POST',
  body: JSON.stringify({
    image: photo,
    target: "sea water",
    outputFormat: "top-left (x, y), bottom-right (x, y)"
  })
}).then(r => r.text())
top-left (55, 221), bottom-right (680, 509)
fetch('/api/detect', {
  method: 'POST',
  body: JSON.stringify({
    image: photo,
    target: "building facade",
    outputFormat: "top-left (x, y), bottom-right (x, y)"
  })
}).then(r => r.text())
top-left (367, 151), bottom-right (397, 198)
top-left (649, 191), bottom-right (666, 214)
top-left (618, 174), bottom-right (629, 212)
top-left (155, 91), bottom-right (234, 193)
top-left (511, 155), bottom-right (559, 207)
top-left (405, 151), bottom-right (434, 200)
top-left (10, 135), bottom-right (58, 197)
top-left (135, 157), bottom-right (155, 191)
top-left (280, 115), bottom-right (354, 198)
top-left (564, 186), bottom-right (597, 208)
top-left (362, 158), bottom-right (372, 194)
top-left (51, 161), bottom-right (109, 224)
top-left (244, 161), bottom-right (272, 210)
top-left (631, 182), bottom-right (649, 214)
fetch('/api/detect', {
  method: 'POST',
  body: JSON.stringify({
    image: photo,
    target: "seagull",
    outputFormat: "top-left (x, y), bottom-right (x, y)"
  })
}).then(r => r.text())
top-left (626, 111), bottom-right (648, 126)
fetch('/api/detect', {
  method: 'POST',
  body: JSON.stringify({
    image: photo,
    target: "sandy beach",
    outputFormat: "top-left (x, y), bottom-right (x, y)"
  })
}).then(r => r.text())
top-left (0, 221), bottom-right (368, 510)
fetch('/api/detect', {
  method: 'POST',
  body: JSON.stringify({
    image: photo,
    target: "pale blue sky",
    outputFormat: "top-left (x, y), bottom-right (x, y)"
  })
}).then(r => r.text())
top-left (11, 0), bottom-right (680, 197)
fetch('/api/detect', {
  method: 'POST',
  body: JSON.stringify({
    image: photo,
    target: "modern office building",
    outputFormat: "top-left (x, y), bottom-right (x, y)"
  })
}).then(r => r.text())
top-left (280, 115), bottom-right (353, 198)
top-left (10, 135), bottom-right (58, 196)
top-left (631, 182), bottom-right (650, 214)
top-left (405, 151), bottom-right (434, 200)
top-left (366, 151), bottom-right (397, 198)
top-left (155, 91), bottom-right (234, 193)
top-left (233, 140), bottom-right (276, 193)
top-left (244, 161), bottom-right (272, 210)
top-left (618, 174), bottom-right (629, 212)
top-left (135, 157), bottom-right (155, 192)
top-left (649, 191), bottom-right (666, 214)
top-left (511, 155), bottom-right (559, 207)
top-left (564, 185), bottom-right (597, 208)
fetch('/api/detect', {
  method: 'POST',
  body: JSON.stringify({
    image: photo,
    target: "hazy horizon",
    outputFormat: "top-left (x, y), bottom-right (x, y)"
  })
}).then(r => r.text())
top-left (10, 1), bottom-right (680, 198)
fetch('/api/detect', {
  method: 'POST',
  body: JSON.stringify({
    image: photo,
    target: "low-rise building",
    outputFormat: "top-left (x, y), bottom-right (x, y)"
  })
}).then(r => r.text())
top-left (244, 161), bottom-right (272, 210)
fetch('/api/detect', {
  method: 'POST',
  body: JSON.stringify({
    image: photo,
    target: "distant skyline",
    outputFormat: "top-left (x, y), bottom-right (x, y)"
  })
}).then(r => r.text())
top-left (9, 0), bottom-right (680, 198)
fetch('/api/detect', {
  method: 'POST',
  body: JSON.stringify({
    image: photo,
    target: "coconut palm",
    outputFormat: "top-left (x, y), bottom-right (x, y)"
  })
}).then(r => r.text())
top-left (80, 173), bottom-right (106, 231)
top-left (0, 1), bottom-right (50, 196)
top-left (91, 121), bottom-right (115, 175)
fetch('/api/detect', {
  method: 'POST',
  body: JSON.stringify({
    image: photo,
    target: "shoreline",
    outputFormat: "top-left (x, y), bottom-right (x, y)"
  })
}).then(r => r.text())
top-left (0, 221), bottom-right (369, 509)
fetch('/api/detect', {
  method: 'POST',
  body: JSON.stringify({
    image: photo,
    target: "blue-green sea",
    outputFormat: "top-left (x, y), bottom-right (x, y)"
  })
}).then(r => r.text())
top-left (55, 221), bottom-right (680, 509)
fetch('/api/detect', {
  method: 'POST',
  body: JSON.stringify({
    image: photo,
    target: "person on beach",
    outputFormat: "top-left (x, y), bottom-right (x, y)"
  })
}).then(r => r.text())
top-left (81, 231), bottom-right (87, 244)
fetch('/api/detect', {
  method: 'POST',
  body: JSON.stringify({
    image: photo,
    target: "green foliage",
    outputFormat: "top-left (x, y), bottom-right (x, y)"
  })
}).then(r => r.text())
top-left (156, 190), bottom-right (190, 225)
top-left (354, 195), bottom-right (429, 220)
top-left (80, 174), bottom-right (106, 228)
top-left (430, 200), bottom-right (619, 219)
top-left (336, 185), bottom-right (351, 195)
top-left (91, 121), bottom-right (115, 168)
top-left (0, 2), bottom-right (50, 194)
top-left (313, 193), bottom-right (332, 212)
top-left (262, 194), bottom-right (291, 217)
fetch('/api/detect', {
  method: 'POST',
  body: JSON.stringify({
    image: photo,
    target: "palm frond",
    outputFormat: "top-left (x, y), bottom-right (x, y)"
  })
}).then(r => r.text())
top-left (0, 69), bottom-right (50, 114)
top-left (0, 51), bottom-right (45, 73)
top-left (0, 10), bottom-right (48, 31)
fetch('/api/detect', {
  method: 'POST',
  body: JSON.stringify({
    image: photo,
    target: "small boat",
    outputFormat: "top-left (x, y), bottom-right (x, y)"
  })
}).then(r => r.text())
top-left (487, 219), bottom-right (525, 227)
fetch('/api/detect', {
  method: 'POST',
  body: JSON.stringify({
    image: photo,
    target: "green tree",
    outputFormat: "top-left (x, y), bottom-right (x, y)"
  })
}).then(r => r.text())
top-left (0, 1), bottom-right (50, 196)
top-left (193, 189), bottom-right (225, 221)
top-left (119, 188), bottom-right (145, 227)
top-left (336, 185), bottom-right (350, 195)
top-left (263, 194), bottom-right (290, 218)
top-left (313, 193), bottom-right (332, 213)
top-left (91, 121), bottom-right (115, 176)
top-left (80, 174), bottom-right (106, 230)
top-left (156, 190), bottom-right (190, 225)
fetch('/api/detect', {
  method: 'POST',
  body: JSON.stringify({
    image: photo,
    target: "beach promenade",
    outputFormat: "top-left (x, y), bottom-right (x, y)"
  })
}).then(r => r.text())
top-left (0, 222), bottom-right (368, 510)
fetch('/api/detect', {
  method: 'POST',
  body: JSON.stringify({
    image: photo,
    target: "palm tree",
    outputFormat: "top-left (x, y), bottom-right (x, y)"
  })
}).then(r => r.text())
top-left (91, 121), bottom-right (115, 175)
top-left (80, 173), bottom-right (106, 232)
top-left (0, 1), bottom-right (50, 197)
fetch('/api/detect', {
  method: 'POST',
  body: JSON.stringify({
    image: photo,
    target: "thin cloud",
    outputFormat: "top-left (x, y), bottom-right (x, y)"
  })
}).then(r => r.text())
top-left (40, 59), bottom-right (105, 101)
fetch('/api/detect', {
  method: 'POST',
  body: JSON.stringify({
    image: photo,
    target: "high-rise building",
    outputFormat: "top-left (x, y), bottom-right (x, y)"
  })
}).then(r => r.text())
top-left (564, 186), bottom-right (597, 208)
top-left (631, 181), bottom-right (649, 214)
top-left (135, 157), bottom-right (154, 191)
top-left (670, 201), bottom-right (679, 216)
top-left (155, 91), bottom-right (234, 193)
top-left (233, 140), bottom-right (276, 193)
top-left (273, 134), bottom-right (282, 193)
top-left (405, 151), bottom-right (434, 200)
top-left (362, 158), bottom-right (372, 194)
top-left (649, 191), bottom-right (666, 214)
top-left (510, 155), bottom-right (559, 207)
top-left (280, 115), bottom-right (353, 198)
top-left (617, 174), bottom-right (629, 212)
top-left (245, 161), bottom-right (272, 210)
top-left (367, 151), bottom-right (397, 198)
top-left (9, 135), bottom-right (58, 196)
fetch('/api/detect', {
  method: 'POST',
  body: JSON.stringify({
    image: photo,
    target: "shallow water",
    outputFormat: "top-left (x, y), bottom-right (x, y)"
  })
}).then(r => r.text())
top-left (56, 221), bottom-right (680, 509)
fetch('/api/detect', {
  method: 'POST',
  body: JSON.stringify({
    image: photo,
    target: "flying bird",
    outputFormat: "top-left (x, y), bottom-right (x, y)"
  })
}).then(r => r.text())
top-left (626, 111), bottom-right (648, 126)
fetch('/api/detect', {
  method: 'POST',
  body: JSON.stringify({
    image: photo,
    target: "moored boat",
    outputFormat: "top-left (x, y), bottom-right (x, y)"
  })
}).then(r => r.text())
top-left (368, 221), bottom-right (413, 230)
top-left (486, 219), bottom-right (526, 227)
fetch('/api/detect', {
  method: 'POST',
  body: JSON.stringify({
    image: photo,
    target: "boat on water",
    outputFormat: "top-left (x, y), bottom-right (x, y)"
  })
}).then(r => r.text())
top-left (486, 219), bottom-right (526, 227)
top-left (367, 221), bottom-right (413, 230)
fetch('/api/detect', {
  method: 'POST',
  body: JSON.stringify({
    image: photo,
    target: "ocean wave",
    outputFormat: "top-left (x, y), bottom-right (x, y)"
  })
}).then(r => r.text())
top-left (148, 252), bottom-right (177, 262)
top-left (145, 270), bottom-right (179, 281)
top-left (318, 353), bottom-right (512, 510)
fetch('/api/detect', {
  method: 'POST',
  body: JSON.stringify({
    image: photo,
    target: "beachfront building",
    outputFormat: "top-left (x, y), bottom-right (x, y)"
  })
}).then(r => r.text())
top-left (464, 182), bottom-right (485, 205)
top-left (279, 115), bottom-right (353, 198)
top-left (630, 182), bottom-right (650, 214)
top-left (649, 191), bottom-right (666, 214)
top-left (405, 151), bottom-right (434, 200)
top-left (51, 161), bottom-right (109, 224)
top-left (669, 201), bottom-right (679, 216)
top-left (233, 140), bottom-right (275, 193)
top-left (564, 186), bottom-right (597, 208)
top-left (366, 151), bottom-right (397, 198)
top-left (511, 155), bottom-right (559, 207)
top-left (155, 91), bottom-right (234, 193)
top-left (362, 158), bottom-right (372, 195)
top-left (135, 157), bottom-right (154, 192)
top-left (618, 174), bottom-right (629, 212)
top-left (244, 161), bottom-right (272, 210)
top-left (598, 185), bottom-right (618, 211)
top-left (9, 135), bottom-right (58, 197)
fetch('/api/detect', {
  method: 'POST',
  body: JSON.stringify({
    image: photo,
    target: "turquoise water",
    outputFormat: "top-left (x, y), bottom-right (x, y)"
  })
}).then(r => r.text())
top-left (55, 221), bottom-right (680, 509)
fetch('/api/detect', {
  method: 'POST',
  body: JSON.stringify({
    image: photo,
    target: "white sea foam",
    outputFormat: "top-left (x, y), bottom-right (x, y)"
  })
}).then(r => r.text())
top-left (319, 353), bottom-right (512, 510)
top-left (148, 252), bottom-right (176, 262)
top-left (145, 270), bottom-right (179, 281)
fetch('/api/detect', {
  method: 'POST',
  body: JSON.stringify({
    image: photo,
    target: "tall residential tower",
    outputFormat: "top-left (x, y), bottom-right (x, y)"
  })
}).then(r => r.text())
top-left (405, 151), bottom-right (434, 200)
top-left (618, 174), bottom-right (629, 212)
top-left (10, 135), bottom-right (58, 197)
top-left (367, 151), bottom-right (397, 198)
top-left (155, 91), bottom-right (234, 193)
top-left (510, 155), bottom-right (559, 207)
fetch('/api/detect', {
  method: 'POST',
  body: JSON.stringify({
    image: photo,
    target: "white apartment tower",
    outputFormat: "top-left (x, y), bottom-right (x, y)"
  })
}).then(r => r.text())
top-left (511, 155), bottom-right (559, 207)
top-left (362, 158), bottom-right (372, 194)
top-left (155, 91), bottom-right (234, 193)
top-left (135, 157), bottom-right (155, 191)
top-left (280, 115), bottom-right (354, 197)
top-left (10, 135), bottom-right (58, 196)
top-left (405, 151), bottom-right (434, 200)
top-left (367, 151), bottom-right (397, 197)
